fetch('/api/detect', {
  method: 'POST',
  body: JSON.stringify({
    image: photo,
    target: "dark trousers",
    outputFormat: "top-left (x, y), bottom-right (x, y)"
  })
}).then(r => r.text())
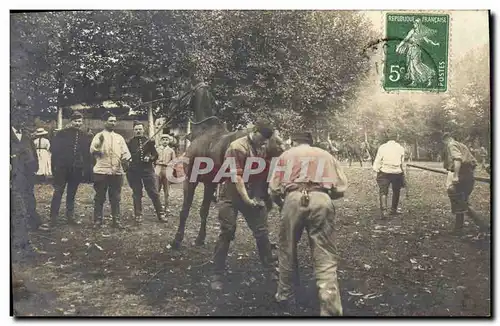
top-left (126, 168), bottom-right (163, 217)
top-left (93, 173), bottom-right (123, 222)
top-left (50, 166), bottom-right (83, 221)
top-left (11, 182), bottom-right (35, 263)
top-left (376, 172), bottom-right (404, 210)
top-left (213, 196), bottom-right (274, 275)
top-left (14, 171), bottom-right (41, 230)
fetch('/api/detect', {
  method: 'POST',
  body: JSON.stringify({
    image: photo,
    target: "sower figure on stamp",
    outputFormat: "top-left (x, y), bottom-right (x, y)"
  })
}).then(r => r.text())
top-left (269, 131), bottom-right (348, 316)
top-left (442, 133), bottom-right (487, 234)
top-left (90, 112), bottom-right (131, 229)
top-left (155, 134), bottom-right (176, 212)
top-left (126, 121), bottom-right (166, 224)
top-left (210, 121), bottom-right (278, 291)
top-left (50, 111), bottom-right (92, 227)
top-left (373, 131), bottom-right (406, 219)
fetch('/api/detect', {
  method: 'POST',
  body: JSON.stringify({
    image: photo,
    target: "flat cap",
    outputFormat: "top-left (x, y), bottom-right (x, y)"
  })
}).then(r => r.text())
top-left (70, 111), bottom-right (83, 121)
top-left (253, 120), bottom-right (274, 139)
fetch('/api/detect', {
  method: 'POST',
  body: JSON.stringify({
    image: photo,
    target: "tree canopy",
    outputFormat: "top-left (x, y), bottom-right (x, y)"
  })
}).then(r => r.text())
top-left (10, 10), bottom-right (375, 131)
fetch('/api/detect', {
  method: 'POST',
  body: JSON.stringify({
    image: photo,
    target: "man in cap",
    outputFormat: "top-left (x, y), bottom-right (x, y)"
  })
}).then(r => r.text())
top-left (372, 130), bottom-right (406, 219)
top-left (50, 111), bottom-right (92, 226)
top-left (126, 121), bottom-right (165, 223)
top-left (90, 112), bottom-right (131, 228)
top-left (269, 131), bottom-right (347, 316)
top-left (442, 133), bottom-right (486, 233)
top-left (210, 120), bottom-right (278, 291)
top-left (155, 134), bottom-right (177, 211)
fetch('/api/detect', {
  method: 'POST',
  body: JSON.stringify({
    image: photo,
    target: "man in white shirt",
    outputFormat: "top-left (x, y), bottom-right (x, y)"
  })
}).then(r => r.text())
top-left (90, 112), bottom-right (131, 228)
top-left (155, 134), bottom-right (176, 211)
top-left (373, 131), bottom-right (405, 219)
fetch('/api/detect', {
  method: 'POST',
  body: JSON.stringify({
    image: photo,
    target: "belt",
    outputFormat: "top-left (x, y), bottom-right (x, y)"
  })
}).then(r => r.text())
top-left (156, 163), bottom-right (169, 167)
top-left (285, 186), bottom-right (329, 196)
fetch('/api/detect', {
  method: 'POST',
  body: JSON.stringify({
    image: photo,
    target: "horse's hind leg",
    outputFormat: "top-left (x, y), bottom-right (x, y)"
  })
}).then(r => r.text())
top-left (172, 180), bottom-right (197, 249)
top-left (195, 183), bottom-right (216, 246)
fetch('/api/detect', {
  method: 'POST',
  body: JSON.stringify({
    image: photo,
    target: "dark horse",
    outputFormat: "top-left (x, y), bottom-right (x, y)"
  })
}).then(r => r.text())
top-left (171, 116), bottom-right (286, 249)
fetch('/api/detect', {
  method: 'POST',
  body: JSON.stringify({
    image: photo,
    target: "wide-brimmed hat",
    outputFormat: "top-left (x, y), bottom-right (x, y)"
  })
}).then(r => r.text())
top-left (34, 128), bottom-right (48, 136)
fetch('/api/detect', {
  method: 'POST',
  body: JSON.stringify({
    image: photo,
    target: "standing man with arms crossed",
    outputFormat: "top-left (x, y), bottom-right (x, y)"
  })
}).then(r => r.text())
top-left (269, 131), bottom-right (348, 316)
top-left (90, 112), bottom-right (131, 228)
top-left (372, 131), bottom-right (406, 219)
top-left (126, 121), bottom-right (166, 224)
top-left (50, 111), bottom-right (92, 226)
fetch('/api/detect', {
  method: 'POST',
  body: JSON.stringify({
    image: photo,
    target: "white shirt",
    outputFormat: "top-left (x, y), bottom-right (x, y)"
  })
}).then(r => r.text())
top-left (90, 130), bottom-right (131, 175)
top-left (373, 140), bottom-right (405, 174)
top-left (156, 145), bottom-right (176, 166)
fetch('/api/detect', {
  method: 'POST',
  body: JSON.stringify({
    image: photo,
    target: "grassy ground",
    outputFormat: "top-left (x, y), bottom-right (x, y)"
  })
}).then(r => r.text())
top-left (12, 162), bottom-right (491, 316)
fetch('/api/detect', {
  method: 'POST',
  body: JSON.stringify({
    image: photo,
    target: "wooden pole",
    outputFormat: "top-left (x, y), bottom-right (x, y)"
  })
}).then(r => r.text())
top-left (148, 105), bottom-right (155, 139)
top-left (407, 164), bottom-right (490, 184)
top-left (57, 107), bottom-right (63, 130)
top-left (185, 119), bottom-right (191, 150)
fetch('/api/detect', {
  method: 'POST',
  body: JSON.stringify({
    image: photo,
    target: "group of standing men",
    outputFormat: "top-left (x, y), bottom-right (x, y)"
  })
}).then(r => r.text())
top-left (48, 111), bottom-right (177, 229)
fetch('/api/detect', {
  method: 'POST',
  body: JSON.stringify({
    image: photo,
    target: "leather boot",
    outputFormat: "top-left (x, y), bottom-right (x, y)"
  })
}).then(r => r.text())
top-left (256, 235), bottom-right (278, 280)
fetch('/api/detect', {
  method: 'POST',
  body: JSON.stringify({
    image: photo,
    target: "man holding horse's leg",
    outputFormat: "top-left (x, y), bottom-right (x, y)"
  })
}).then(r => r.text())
top-left (210, 121), bottom-right (278, 291)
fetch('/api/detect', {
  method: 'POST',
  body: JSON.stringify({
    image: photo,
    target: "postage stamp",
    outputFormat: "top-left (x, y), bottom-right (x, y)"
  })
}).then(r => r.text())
top-left (384, 13), bottom-right (450, 92)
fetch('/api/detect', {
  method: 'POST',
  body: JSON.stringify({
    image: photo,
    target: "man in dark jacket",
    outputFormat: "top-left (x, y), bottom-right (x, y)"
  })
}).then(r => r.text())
top-left (49, 111), bottom-right (92, 226)
top-left (11, 119), bottom-right (42, 231)
top-left (11, 118), bottom-right (41, 293)
top-left (126, 121), bottom-right (165, 223)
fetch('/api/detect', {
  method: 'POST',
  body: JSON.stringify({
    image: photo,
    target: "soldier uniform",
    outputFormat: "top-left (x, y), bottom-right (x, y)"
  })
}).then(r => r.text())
top-left (50, 112), bottom-right (92, 225)
top-left (269, 131), bottom-right (348, 316)
top-left (126, 127), bottom-right (165, 223)
top-left (211, 122), bottom-right (277, 290)
top-left (442, 134), bottom-right (484, 232)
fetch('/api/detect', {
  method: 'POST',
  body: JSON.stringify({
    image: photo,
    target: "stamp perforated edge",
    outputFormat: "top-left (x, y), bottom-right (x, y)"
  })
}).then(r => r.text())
top-left (379, 10), bottom-right (453, 94)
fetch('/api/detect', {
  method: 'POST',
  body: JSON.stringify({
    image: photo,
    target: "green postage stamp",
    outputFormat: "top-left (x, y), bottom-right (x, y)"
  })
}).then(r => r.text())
top-left (384, 13), bottom-right (449, 92)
